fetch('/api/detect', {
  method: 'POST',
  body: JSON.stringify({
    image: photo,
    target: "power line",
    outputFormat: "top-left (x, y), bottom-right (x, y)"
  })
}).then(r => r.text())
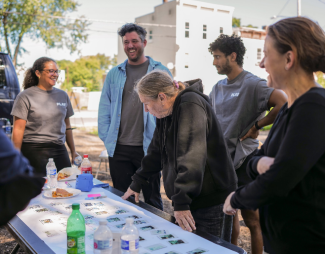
top-left (277, 0), bottom-right (292, 16)
top-left (3, 11), bottom-right (176, 28)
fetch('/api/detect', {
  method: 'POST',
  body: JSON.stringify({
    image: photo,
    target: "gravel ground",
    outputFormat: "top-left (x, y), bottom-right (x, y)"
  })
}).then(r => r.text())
top-left (0, 129), bottom-right (269, 254)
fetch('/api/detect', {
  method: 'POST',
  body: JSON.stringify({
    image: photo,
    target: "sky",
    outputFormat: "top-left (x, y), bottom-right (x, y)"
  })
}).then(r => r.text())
top-left (16, 0), bottom-right (325, 68)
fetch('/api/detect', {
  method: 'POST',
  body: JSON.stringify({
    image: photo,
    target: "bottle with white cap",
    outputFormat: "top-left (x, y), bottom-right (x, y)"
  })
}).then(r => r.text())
top-left (46, 158), bottom-right (57, 188)
top-left (94, 220), bottom-right (113, 254)
top-left (121, 218), bottom-right (139, 254)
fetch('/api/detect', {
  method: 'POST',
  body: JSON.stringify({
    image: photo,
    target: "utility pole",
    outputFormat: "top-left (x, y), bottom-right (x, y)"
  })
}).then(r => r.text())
top-left (297, 0), bottom-right (301, 16)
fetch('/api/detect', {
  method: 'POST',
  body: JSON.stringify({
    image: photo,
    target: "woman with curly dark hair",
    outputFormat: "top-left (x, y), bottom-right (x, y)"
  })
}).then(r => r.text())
top-left (224, 17), bottom-right (325, 254)
top-left (11, 57), bottom-right (78, 175)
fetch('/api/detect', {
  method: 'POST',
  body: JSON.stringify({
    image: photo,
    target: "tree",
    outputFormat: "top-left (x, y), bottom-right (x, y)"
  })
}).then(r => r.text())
top-left (244, 24), bottom-right (259, 29)
top-left (232, 17), bottom-right (241, 28)
top-left (316, 72), bottom-right (325, 88)
top-left (57, 54), bottom-right (117, 92)
top-left (0, 0), bottom-right (89, 67)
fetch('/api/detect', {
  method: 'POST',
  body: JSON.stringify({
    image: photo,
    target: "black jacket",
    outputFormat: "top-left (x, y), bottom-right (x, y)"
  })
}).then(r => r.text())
top-left (130, 79), bottom-right (237, 211)
top-left (0, 129), bottom-right (45, 226)
top-left (231, 87), bottom-right (325, 254)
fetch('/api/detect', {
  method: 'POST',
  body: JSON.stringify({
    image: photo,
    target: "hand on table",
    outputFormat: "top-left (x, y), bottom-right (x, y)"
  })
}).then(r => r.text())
top-left (257, 156), bottom-right (275, 174)
top-left (240, 125), bottom-right (259, 141)
top-left (174, 210), bottom-right (196, 232)
top-left (121, 187), bottom-right (140, 203)
top-left (223, 192), bottom-right (237, 216)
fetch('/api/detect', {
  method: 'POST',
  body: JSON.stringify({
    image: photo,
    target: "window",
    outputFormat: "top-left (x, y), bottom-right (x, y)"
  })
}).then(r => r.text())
top-left (203, 25), bottom-right (207, 31)
top-left (149, 30), bottom-right (153, 40)
top-left (0, 59), bottom-right (5, 89)
top-left (217, 9), bottom-right (230, 14)
top-left (185, 22), bottom-right (189, 38)
top-left (201, 7), bottom-right (214, 12)
top-left (152, 15), bottom-right (154, 21)
top-left (183, 3), bottom-right (197, 9)
top-left (220, 27), bottom-right (223, 34)
top-left (203, 33), bottom-right (207, 39)
top-left (185, 65), bottom-right (189, 68)
top-left (257, 48), bottom-right (262, 60)
top-left (169, 9), bottom-right (172, 15)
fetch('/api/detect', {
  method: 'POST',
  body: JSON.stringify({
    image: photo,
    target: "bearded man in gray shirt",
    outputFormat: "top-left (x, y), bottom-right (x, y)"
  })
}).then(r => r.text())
top-left (208, 34), bottom-right (287, 254)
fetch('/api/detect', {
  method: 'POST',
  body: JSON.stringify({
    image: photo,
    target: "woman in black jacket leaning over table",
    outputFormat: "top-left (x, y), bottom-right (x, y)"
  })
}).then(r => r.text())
top-left (122, 70), bottom-right (237, 241)
top-left (223, 17), bottom-right (325, 254)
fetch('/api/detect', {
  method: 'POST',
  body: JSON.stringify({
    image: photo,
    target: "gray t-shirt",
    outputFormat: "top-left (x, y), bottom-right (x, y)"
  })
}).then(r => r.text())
top-left (117, 60), bottom-right (149, 146)
top-left (11, 86), bottom-right (74, 145)
top-left (209, 71), bottom-right (274, 169)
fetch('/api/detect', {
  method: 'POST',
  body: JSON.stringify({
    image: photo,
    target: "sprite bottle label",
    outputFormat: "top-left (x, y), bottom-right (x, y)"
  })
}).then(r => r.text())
top-left (67, 234), bottom-right (85, 254)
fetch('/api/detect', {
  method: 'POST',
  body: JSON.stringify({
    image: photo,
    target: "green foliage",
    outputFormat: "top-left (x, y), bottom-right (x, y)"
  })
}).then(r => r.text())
top-left (316, 71), bottom-right (325, 88)
top-left (232, 17), bottom-right (241, 28)
top-left (0, 0), bottom-right (89, 66)
top-left (57, 54), bottom-right (117, 92)
top-left (244, 24), bottom-right (259, 29)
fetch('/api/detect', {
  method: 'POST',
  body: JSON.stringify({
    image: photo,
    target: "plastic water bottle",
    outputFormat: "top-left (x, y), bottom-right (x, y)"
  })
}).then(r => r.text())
top-left (5, 120), bottom-right (11, 138)
top-left (121, 218), bottom-right (139, 254)
top-left (94, 220), bottom-right (113, 254)
top-left (46, 158), bottom-right (57, 188)
top-left (73, 154), bottom-right (82, 167)
top-left (67, 203), bottom-right (85, 254)
top-left (80, 154), bottom-right (92, 174)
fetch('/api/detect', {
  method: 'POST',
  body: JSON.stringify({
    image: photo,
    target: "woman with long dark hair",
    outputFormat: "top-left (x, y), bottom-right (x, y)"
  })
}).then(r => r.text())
top-left (223, 17), bottom-right (325, 254)
top-left (11, 57), bottom-right (78, 175)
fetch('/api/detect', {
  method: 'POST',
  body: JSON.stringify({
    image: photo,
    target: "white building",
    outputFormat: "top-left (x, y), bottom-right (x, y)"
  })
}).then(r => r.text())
top-left (117, 0), bottom-right (234, 94)
top-left (233, 27), bottom-right (268, 80)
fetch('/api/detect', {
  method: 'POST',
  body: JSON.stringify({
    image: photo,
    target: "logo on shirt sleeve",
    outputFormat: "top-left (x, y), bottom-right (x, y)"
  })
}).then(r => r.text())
top-left (57, 102), bottom-right (67, 107)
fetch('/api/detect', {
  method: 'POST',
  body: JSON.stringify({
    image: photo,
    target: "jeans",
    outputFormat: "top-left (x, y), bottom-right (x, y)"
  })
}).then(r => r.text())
top-left (191, 203), bottom-right (233, 242)
top-left (21, 142), bottom-right (71, 176)
top-left (109, 144), bottom-right (163, 210)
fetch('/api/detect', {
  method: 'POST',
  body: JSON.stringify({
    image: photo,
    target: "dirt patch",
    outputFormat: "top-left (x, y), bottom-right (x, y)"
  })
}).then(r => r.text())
top-left (0, 129), bottom-right (266, 254)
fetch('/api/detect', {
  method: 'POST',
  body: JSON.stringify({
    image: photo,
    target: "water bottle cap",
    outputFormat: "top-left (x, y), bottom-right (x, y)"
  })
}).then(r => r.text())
top-left (125, 218), bottom-right (134, 224)
top-left (99, 220), bottom-right (107, 225)
top-left (49, 158), bottom-right (53, 162)
top-left (83, 154), bottom-right (88, 158)
top-left (72, 203), bottom-right (80, 210)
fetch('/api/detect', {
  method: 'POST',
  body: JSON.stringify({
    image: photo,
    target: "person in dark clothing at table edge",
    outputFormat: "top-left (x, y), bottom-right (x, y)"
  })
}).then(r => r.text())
top-left (224, 17), bottom-right (325, 254)
top-left (122, 71), bottom-right (237, 241)
top-left (0, 130), bottom-right (45, 226)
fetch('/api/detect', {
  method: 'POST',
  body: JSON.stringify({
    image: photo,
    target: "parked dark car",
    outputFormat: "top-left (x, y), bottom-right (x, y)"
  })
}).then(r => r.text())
top-left (0, 52), bottom-right (20, 129)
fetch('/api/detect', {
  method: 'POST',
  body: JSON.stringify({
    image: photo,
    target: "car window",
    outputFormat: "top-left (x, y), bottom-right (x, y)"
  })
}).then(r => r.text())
top-left (0, 58), bottom-right (6, 89)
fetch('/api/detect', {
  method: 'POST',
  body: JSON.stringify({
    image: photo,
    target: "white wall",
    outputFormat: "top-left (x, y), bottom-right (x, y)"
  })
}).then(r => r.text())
top-left (242, 38), bottom-right (268, 80)
top-left (175, 0), bottom-right (234, 95)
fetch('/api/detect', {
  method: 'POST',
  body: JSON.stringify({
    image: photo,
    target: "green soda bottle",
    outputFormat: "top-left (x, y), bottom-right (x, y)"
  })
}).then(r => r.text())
top-left (67, 203), bottom-right (86, 254)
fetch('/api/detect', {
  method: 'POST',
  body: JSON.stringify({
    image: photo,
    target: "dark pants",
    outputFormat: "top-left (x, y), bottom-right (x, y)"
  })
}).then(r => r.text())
top-left (236, 149), bottom-right (258, 187)
top-left (21, 142), bottom-right (71, 176)
top-left (109, 144), bottom-right (163, 210)
top-left (191, 204), bottom-right (233, 242)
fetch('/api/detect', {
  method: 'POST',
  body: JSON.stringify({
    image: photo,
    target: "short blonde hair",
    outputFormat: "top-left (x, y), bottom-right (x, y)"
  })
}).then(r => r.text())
top-left (135, 70), bottom-right (186, 99)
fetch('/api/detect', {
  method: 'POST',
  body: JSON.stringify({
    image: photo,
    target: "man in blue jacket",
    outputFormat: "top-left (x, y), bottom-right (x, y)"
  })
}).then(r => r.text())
top-left (98, 24), bottom-right (171, 210)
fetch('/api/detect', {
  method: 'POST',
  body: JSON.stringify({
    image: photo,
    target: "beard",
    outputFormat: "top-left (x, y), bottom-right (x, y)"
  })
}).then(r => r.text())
top-left (217, 59), bottom-right (232, 75)
top-left (126, 46), bottom-right (144, 63)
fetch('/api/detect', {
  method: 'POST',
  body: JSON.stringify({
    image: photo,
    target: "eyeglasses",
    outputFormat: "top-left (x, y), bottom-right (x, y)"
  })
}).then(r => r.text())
top-left (43, 69), bottom-right (61, 76)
